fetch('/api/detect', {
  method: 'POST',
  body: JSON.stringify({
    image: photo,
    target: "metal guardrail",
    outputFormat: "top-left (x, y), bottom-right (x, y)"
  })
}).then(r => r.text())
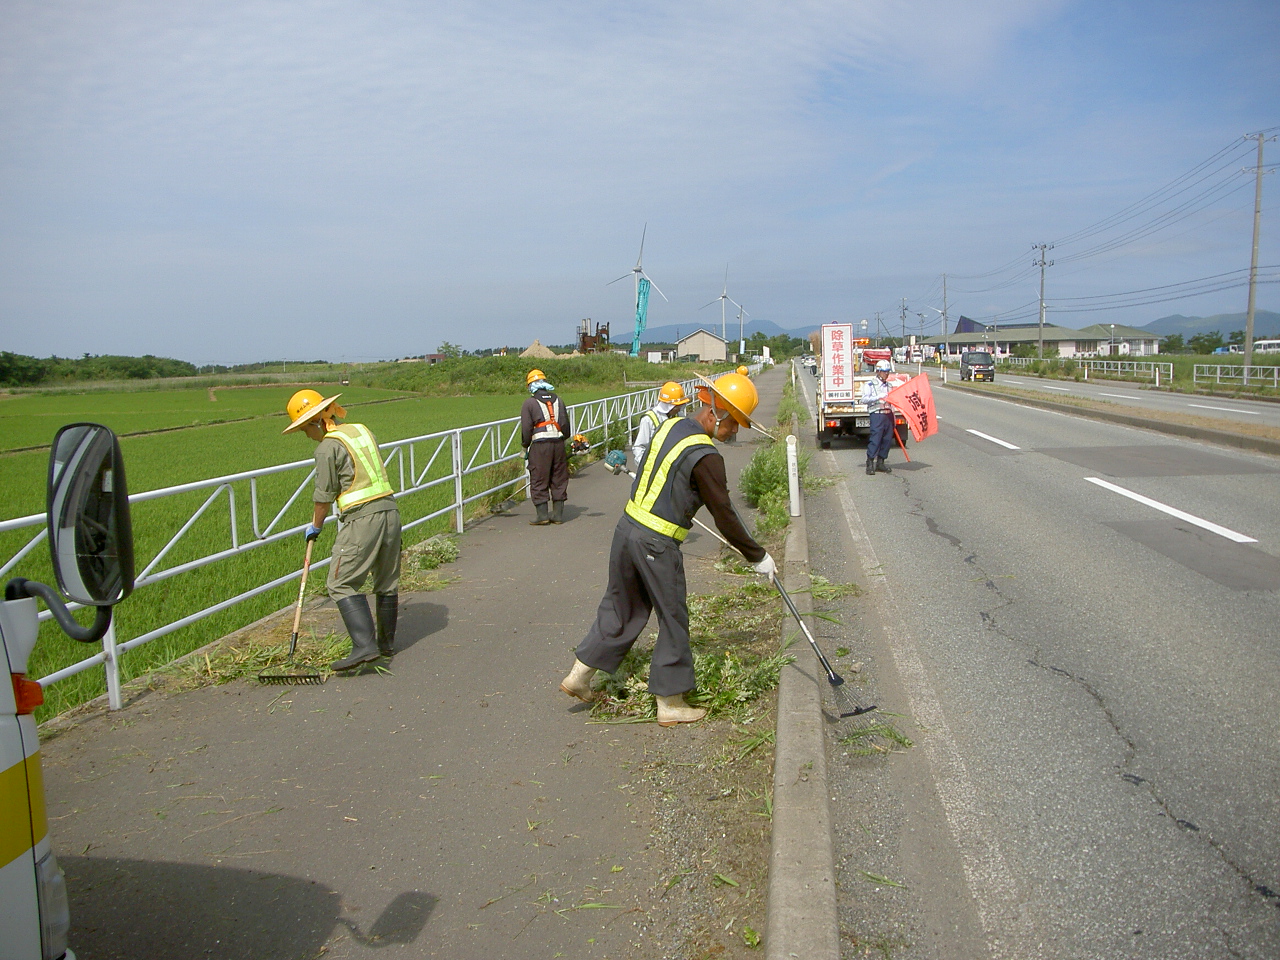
top-left (2, 381), bottom-right (700, 707)
top-left (1001, 357), bottom-right (1173, 385)
top-left (1193, 364), bottom-right (1280, 388)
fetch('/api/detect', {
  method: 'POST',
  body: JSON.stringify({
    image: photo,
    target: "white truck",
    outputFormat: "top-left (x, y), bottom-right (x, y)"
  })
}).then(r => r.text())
top-left (1, 424), bottom-right (134, 960)
top-left (816, 323), bottom-right (910, 450)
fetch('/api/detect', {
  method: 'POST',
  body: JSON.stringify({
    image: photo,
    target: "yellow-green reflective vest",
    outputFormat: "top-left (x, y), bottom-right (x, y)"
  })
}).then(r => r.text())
top-left (325, 424), bottom-right (395, 513)
top-left (624, 417), bottom-right (716, 541)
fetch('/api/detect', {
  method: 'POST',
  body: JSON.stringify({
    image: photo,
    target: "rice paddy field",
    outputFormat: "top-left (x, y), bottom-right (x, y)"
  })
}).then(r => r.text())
top-left (0, 382), bottom-right (619, 719)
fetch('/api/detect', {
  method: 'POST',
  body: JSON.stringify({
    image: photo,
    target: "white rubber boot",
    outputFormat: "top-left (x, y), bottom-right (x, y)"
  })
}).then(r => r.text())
top-left (655, 694), bottom-right (707, 727)
top-left (559, 659), bottom-right (597, 702)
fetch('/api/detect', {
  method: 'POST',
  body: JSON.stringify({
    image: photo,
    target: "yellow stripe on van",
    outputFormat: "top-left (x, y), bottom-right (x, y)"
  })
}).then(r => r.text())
top-left (0, 752), bottom-right (43, 869)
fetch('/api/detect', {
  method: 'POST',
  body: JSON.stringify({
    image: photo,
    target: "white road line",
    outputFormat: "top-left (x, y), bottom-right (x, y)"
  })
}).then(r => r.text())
top-left (1042, 385), bottom-right (1070, 391)
top-left (1100, 392), bottom-right (1137, 400)
top-left (1187, 403), bottom-right (1261, 416)
top-left (966, 429), bottom-right (1020, 450)
top-left (1084, 477), bottom-right (1257, 543)
top-left (831, 457), bottom-right (1032, 960)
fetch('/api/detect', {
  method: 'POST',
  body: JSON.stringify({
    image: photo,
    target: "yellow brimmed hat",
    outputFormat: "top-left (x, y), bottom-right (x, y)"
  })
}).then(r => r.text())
top-left (694, 372), bottom-right (758, 428)
top-left (282, 389), bottom-right (346, 434)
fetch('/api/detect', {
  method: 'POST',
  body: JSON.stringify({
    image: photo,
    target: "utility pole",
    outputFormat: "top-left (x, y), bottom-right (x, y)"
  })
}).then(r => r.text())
top-left (1243, 131), bottom-right (1275, 379)
top-left (900, 298), bottom-right (907, 347)
top-left (1033, 244), bottom-right (1054, 358)
top-left (875, 311), bottom-right (883, 347)
top-left (942, 273), bottom-right (949, 359)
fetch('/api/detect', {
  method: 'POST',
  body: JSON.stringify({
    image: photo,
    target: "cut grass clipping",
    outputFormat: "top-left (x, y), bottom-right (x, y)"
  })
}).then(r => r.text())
top-left (165, 626), bottom-right (352, 688)
top-left (588, 579), bottom-right (794, 724)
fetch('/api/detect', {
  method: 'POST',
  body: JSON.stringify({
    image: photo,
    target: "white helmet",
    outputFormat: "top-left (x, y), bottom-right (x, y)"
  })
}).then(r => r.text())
top-left (875, 360), bottom-right (892, 372)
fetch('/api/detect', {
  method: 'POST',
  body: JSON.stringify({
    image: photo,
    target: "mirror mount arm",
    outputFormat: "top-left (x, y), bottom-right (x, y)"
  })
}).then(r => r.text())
top-left (5, 578), bottom-right (113, 644)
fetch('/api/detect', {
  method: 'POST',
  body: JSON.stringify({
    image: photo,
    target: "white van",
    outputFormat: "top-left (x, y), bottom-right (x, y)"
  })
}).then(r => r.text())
top-left (0, 424), bottom-right (134, 960)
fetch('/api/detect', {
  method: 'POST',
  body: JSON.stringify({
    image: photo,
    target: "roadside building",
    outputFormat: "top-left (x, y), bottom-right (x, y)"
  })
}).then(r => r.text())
top-left (928, 321), bottom-right (1160, 359)
top-left (675, 329), bottom-right (727, 362)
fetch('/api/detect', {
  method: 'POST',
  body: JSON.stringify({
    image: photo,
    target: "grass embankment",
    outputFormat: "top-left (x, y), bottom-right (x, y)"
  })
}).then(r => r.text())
top-left (993, 354), bottom-right (1280, 397)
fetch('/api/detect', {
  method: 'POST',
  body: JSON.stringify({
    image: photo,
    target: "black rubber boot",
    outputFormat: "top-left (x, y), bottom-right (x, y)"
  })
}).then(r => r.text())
top-left (529, 502), bottom-right (551, 525)
top-left (866, 459), bottom-right (876, 476)
top-left (550, 500), bottom-right (565, 524)
top-left (375, 593), bottom-right (398, 657)
top-left (876, 458), bottom-right (893, 474)
top-left (332, 595), bottom-right (380, 671)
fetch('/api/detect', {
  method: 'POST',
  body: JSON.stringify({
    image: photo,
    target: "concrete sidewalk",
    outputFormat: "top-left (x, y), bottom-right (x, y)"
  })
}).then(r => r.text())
top-left (38, 366), bottom-right (835, 960)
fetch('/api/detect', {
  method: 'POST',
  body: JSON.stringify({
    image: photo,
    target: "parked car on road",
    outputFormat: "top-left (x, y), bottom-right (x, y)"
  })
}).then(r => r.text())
top-left (960, 350), bottom-right (995, 382)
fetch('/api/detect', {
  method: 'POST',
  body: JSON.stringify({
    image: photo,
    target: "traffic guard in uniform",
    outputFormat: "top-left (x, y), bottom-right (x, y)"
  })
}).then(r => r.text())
top-left (861, 359), bottom-right (895, 475)
top-left (559, 372), bottom-right (776, 726)
top-left (284, 390), bottom-right (402, 670)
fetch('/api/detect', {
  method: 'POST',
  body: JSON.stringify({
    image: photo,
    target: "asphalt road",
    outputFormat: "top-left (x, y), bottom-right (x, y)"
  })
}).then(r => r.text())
top-left (797, 365), bottom-right (1280, 959)
top-left (987, 369), bottom-right (1280, 430)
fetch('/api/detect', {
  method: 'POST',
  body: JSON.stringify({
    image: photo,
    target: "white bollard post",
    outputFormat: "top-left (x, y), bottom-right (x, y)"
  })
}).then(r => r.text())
top-left (786, 435), bottom-right (800, 517)
top-left (103, 620), bottom-right (122, 711)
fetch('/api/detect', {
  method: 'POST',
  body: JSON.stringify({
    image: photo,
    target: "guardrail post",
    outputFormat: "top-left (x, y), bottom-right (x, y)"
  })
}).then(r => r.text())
top-left (787, 435), bottom-right (800, 517)
top-left (452, 430), bottom-right (464, 533)
top-left (103, 620), bottom-right (122, 711)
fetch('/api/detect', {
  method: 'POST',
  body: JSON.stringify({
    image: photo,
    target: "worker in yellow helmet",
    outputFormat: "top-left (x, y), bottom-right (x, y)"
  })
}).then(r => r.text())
top-left (631, 381), bottom-right (689, 470)
top-left (283, 389), bottom-right (401, 670)
top-left (560, 372), bottom-right (775, 726)
top-left (521, 369), bottom-right (572, 524)
top-left (736, 365), bottom-right (749, 376)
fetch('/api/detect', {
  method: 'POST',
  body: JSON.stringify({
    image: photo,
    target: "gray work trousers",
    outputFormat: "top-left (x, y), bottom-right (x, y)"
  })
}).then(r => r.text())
top-left (326, 507), bottom-right (402, 600)
top-left (575, 516), bottom-right (694, 696)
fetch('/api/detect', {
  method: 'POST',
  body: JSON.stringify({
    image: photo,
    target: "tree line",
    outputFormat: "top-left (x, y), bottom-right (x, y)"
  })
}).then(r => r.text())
top-left (0, 352), bottom-right (198, 387)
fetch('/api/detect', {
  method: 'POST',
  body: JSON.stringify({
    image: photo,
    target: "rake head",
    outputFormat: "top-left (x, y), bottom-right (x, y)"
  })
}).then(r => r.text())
top-left (257, 666), bottom-right (325, 685)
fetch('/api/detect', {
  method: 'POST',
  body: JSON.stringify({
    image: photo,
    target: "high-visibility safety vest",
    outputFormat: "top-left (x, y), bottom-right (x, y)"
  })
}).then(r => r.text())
top-left (324, 424), bottom-right (395, 513)
top-left (531, 396), bottom-right (565, 441)
top-left (624, 417), bottom-right (716, 542)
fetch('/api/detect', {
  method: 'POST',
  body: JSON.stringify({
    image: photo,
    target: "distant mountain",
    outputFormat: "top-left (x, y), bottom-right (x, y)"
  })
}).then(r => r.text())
top-left (1140, 310), bottom-right (1280, 338)
top-left (634, 318), bottom-right (795, 346)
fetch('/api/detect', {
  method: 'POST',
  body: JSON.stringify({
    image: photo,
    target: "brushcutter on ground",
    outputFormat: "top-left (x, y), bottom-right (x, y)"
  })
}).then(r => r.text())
top-left (258, 539), bottom-right (325, 685)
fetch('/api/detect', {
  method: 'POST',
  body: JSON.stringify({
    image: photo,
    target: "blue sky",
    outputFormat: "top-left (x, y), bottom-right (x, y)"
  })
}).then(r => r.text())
top-left (1, 0), bottom-right (1277, 363)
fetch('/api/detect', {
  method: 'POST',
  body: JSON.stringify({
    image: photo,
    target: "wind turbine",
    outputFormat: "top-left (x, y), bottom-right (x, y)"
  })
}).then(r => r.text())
top-left (608, 225), bottom-right (667, 357)
top-left (701, 265), bottom-right (744, 351)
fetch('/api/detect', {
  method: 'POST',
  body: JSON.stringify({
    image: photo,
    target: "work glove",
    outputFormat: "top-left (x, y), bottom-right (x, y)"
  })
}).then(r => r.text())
top-left (304, 523), bottom-right (323, 542)
top-left (751, 553), bottom-right (777, 580)
top-left (523, 448), bottom-right (529, 462)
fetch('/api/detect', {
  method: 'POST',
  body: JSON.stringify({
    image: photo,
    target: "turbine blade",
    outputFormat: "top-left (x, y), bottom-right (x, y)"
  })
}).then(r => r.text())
top-left (700, 298), bottom-right (720, 310)
top-left (642, 273), bottom-right (668, 301)
top-left (636, 223), bottom-right (647, 268)
top-left (607, 272), bottom-right (632, 286)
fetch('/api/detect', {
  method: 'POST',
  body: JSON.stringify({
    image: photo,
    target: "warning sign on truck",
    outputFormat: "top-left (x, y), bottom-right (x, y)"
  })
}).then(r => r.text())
top-left (821, 322), bottom-right (854, 401)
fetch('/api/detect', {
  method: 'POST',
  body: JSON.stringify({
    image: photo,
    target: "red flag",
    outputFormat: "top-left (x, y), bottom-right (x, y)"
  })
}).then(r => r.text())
top-left (884, 374), bottom-right (938, 442)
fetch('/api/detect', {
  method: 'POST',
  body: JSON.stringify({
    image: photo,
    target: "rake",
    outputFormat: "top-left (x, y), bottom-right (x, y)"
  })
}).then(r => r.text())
top-left (258, 539), bottom-right (325, 685)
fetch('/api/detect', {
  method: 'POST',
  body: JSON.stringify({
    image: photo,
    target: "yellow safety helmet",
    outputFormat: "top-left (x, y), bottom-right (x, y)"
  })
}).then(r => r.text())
top-left (657, 381), bottom-right (690, 406)
top-left (283, 389), bottom-right (345, 434)
top-left (694, 372), bottom-right (758, 428)
top-left (526, 369), bottom-right (546, 386)
top-left (736, 365), bottom-right (749, 376)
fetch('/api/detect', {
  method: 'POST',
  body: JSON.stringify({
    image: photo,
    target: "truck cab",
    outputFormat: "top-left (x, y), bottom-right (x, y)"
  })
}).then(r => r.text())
top-left (1, 424), bottom-right (133, 960)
